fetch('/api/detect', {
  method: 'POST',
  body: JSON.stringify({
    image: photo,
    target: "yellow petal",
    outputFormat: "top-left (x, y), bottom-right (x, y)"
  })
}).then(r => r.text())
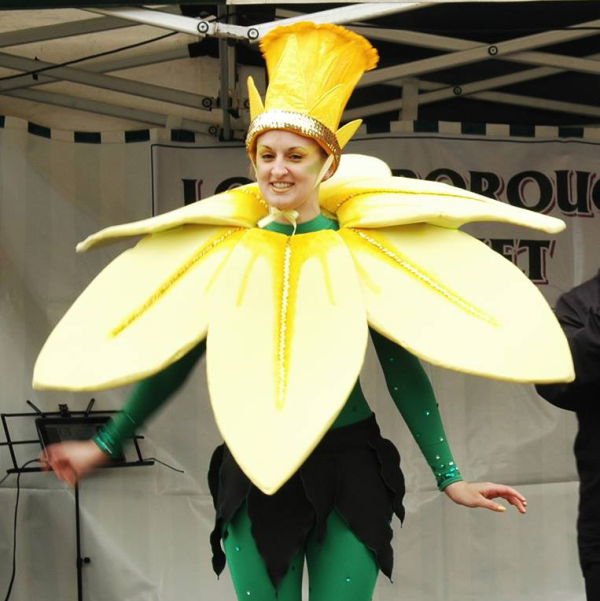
top-left (207, 228), bottom-right (367, 494)
top-left (335, 120), bottom-right (363, 150)
top-left (323, 153), bottom-right (392, 182)
top-left (319, 161), bottom-right (564, 234)
top-left (77, 185), bottom-right (266, 252)
top-left (341, 225), bottom-right (573, 383)
top-left (34, 225), bottom-right (244, 391)
top-left (247, 76), bottom-right (265, 122)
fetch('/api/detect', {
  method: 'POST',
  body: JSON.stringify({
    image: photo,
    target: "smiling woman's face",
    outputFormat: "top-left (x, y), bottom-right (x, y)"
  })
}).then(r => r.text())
top-left (255, 130), bottom-right (329, 220)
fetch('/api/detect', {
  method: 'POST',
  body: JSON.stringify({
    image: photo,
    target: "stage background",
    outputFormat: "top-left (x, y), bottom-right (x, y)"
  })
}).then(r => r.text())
top-left (1, 115), bottom-right (599, 601)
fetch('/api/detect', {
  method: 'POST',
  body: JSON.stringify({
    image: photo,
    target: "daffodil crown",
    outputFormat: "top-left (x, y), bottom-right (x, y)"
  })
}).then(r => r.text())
top-left (245, 22), bottom-right (379, 175)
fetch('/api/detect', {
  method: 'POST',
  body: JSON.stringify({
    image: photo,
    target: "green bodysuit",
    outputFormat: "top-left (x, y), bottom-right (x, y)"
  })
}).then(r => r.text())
top-left (94, 214), bottom-right (462, 601)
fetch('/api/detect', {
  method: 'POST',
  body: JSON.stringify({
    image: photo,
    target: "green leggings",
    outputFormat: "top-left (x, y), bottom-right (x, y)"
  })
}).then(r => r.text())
top-left (223, 504), bottom-right (379, 601)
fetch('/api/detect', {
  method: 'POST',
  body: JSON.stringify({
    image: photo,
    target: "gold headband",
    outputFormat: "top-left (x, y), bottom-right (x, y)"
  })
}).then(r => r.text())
top-left (246, 110), bottom-right (341, 171)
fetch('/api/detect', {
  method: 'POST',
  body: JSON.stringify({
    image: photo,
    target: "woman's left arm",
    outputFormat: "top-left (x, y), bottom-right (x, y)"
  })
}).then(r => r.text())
top-left (370, 329), bottom-right (527, 513)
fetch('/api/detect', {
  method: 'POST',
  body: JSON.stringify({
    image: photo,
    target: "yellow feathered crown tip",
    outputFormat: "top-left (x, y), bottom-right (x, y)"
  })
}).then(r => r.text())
top-left (245, 22), bottom-right (378, 174)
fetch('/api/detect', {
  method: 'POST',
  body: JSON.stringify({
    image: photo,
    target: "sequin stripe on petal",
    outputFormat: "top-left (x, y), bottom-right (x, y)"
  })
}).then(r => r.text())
top-left (235, 185), bottom-right (269, 211)
top-left (276, 240), bottom-right (293, 408)
top-left (110, 227), bottom-right (243, 338)
top-left (350, 228), bottom-right (498, 326)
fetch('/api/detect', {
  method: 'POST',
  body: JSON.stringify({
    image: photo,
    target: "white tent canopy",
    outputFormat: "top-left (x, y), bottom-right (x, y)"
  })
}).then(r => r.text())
top-left (0, 1), bottom-right (598, 136)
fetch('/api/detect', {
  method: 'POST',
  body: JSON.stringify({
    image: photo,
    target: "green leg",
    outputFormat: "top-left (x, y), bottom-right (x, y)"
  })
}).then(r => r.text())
top-left (306, 511), bottom-right (379, 601)
top-left (224, 504), bottom-right (304, 601)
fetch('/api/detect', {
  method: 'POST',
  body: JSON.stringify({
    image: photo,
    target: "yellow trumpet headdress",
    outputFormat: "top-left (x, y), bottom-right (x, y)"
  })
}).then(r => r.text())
top-left (245, 22), bottom-right (378, 174)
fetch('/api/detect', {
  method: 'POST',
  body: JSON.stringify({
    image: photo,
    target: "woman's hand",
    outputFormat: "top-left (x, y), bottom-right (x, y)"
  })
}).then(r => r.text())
top-left (443, 481), bottom-right (527, 514)
top-left (40, 440), bottom-right (111, 487)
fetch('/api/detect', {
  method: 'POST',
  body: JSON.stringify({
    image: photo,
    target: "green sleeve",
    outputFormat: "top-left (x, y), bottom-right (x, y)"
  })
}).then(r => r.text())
top-left (370, 329), bottom-right (463, 490)
top-left (94, 340), bottom-right (206, 456)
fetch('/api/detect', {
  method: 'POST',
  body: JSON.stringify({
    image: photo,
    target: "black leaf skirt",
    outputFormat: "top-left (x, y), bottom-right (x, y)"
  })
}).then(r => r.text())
top-left (208, 415), bottom-right (405, 588)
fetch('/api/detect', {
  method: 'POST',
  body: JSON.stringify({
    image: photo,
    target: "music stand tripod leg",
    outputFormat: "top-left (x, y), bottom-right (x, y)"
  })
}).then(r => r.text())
top-left (74, 483), bottom-right (90, 601)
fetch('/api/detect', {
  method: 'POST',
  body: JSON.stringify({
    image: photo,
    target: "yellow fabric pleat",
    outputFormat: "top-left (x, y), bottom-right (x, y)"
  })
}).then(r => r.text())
top-left (341, 224), bottom-right (573, 383)
top-left (207, 228), bottom-right (368, 494)
top-left (34, 225), bottom-right (244, 390)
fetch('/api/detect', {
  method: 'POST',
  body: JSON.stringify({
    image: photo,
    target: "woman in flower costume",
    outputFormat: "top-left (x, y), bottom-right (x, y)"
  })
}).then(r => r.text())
top-left (37, 23), bottom-right (573, 601)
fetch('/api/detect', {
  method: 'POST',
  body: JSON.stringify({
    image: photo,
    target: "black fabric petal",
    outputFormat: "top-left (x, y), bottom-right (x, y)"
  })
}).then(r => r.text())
top-left (369, 435), bottom-right (406, 523)
top-left (207, 415), bottom-right (405, 589)
top-left (208, 444), bottom-right (251, 576)
top-left (299, 449), bottom-right (337, 543)
top-left (248, 476), bottom-right (314, 587)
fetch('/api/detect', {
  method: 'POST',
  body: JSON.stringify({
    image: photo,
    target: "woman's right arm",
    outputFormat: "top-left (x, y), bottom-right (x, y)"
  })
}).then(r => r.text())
top-left (94, 339), bottom-right (206, 456)
top-left (42, 339), bottom-right (206, 485)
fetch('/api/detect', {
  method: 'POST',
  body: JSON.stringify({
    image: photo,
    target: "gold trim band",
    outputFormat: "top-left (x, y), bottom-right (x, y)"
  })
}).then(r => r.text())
top-left (246, 110), bottom-right (341, 172)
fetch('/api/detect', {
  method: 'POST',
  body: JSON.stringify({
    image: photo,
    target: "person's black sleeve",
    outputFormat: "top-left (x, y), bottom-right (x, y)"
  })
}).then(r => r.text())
top-left (536, 293), bottom-right (600, 411)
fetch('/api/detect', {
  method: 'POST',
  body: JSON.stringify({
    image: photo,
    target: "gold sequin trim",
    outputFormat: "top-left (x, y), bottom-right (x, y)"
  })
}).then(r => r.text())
top-left (353, 229), bottom-right (497, 325)
top-left (246, 110), bottom-right (341, 172)
top-left (110, 228), bottom-right (242, 338)
top-left (235, 186), bottom-right (269, 211)
top-left (276, 240), bottom-right (292, 409)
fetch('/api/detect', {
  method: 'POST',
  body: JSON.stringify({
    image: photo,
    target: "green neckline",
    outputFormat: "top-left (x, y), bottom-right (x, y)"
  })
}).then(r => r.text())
top-left (265, 214), bottom-right (338, 235)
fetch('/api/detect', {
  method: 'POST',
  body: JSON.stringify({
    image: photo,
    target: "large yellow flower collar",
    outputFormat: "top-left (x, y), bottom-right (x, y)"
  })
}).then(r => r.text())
top-left (33, 154), bottom-right (573, 494)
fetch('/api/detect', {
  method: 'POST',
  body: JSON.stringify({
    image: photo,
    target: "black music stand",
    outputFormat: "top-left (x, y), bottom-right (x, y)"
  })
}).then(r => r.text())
top-left (1, 400), bottom-right (154, 601)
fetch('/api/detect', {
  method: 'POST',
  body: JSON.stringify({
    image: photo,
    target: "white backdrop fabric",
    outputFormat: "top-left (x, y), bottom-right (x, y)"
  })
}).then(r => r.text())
top-left (1, 117), bottom-right (599, 601)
